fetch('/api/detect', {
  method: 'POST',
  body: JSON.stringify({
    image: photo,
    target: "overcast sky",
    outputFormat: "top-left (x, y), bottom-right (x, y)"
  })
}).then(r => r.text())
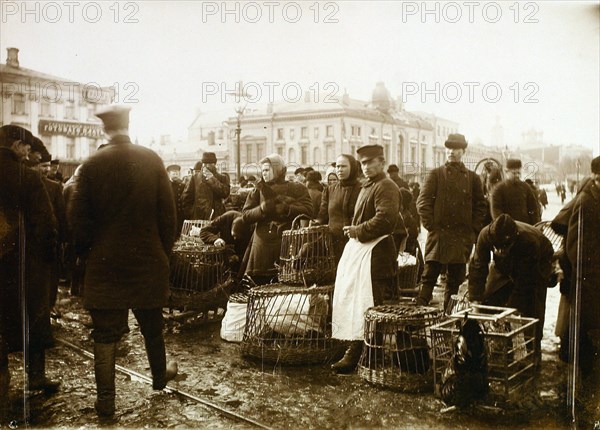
top-left (2, 1), bottom-right (599, 154)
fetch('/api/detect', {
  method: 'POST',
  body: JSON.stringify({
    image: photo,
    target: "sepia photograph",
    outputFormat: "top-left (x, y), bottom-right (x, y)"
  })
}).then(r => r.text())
top-left (1, 1), bottom-right (599, 428)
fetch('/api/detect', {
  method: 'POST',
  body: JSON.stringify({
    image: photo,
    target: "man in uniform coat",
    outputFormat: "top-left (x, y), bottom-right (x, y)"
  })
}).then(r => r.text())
top-left (1, 125), bottom-right (59, 407)
top-left (491, 159), bottom-right (540, 225)
top-left (182, 152), bottom-right (230, 220)
top-left (166, 164), bottom-right (185, 236)
top-left (331, 144), bottom-right (401, 373)
top-left (468, 214), bottom-right (554, 365)
top-left (416, 134), bottom-right (487, 312)
top-left (68, 106), bottom-right (178, 417)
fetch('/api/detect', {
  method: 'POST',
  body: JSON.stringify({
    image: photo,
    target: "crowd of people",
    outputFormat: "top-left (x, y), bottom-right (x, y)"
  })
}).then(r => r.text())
top-left (1, 105), bottom-right (599, 421)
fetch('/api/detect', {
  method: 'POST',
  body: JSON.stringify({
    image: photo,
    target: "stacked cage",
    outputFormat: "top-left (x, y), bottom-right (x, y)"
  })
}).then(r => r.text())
top-left (430, 305), bottom-right (538, 405)
top-left (357, 305), bottom-right (443, 392)
top-left (241, 215), bottom-right (340, 364)
top-left (396, 242), bottom-right (424, 298)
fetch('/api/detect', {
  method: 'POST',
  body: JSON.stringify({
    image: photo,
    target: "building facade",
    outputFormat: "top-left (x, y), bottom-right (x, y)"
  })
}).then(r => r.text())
top-left (0, 47), bottom-right (115, 165)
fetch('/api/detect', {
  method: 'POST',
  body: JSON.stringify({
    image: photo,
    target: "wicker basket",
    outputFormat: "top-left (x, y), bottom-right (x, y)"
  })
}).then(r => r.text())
top-left (397, 243), bottom-right (424, 297)
top-left (278, 215), bottom-right (336, 286)
top-left (357, 304), bottom-right (443, 392)
top-left (241, 283), bottom-right (342, 365)
top-left (430, 308), bottom-right (538, 405)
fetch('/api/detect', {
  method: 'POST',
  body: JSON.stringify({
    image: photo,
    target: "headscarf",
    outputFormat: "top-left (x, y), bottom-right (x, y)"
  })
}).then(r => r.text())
top-left (259, 153), bottom-right (287, 183)
top-left (338, 154), bottom-right (359, 186)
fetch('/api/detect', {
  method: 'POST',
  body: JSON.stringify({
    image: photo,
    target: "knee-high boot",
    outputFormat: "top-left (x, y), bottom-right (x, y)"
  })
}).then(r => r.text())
top-left (144, 335), bottom-right (177, 390)
top-left (94, 342), bottom-right (116, 417)
top-left (331, 341), bottom-right (363, 374)
top-left (27, 349), bottom-right (60, 394)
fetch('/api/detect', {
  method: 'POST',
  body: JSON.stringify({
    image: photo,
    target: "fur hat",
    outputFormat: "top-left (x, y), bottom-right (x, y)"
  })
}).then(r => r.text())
top-left (201, 152), bottom-right (217, 164)
top-left (444, 134), bottom-right (467, 150)
top-left (489, 214), bottom-right (518, 247)
top-left (505, 159), bottom-right (522, 170)
top-left (591, 156), bottom-right (600, 174)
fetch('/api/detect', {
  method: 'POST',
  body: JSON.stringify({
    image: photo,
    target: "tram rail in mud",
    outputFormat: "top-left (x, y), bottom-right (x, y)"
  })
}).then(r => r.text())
top-left (56, 337), bottom-right (273, 430)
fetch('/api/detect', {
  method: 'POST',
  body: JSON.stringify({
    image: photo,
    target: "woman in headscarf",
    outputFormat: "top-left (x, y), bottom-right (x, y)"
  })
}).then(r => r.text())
top-left (241, 154), bottom-right (313, 285)
top-left (315, 154), bottom-right (362, 264)
top-left (325, 164), bottom-right (338, 187)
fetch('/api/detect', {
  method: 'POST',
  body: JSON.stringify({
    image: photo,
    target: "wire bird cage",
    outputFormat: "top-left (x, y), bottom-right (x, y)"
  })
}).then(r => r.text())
top-left (241, 283), bottom-right (342, 365)
top-left (180, 219), bottom-right (211, 239)
top-left (396, 242), bottom-right (424, 298)
top-left (430, 305), bottom-right (538, 405)
top-left (357, 305), bottom-right (443, 392)
top-left (169, 243), bottom-right (230, 308)
top-left (278, 215), bottom-right (336, 286)
top-left (534, 221), bottom-right (564, 254)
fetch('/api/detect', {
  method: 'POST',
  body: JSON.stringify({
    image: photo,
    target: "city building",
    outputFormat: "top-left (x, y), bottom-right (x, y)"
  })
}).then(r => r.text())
top-left (0, 47), bottom-right (115, 175)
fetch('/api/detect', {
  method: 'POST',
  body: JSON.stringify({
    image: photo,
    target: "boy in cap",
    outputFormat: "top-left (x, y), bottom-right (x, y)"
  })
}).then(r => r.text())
top-left (182, 152), bottom-right (230, 220)
top-left (166, 164), bottom-right (185, 234)
top-left (415, 134), bottom-right (487, 311)
top-left (490, 158), bottom-right (540, 225)
top-left (331, 144), bottom-right (402, 374)
top-left (68, 106), bottom-right (178, 417)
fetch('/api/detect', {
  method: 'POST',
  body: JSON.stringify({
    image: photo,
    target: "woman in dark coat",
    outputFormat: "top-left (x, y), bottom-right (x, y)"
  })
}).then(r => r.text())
top-left (305, 170), bottom-right (323, 218)
top-left (242, 154), bottom-right (313, 285)
top-left (1, 125), bottom-right (59, 399)
top-left (316, 154), bottom-right (362, 263)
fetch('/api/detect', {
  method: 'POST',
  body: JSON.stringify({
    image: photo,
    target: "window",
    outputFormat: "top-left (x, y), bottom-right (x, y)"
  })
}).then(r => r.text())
top-left (301, 145), bottom-right (307, 165)
top-left (326, 125), bottom-right (333, 137)
top-left (12, 94), bottom-right (25, 114)
top-left (410, 146), bottom-right (416, 163)
top-left (41, 100), bottom-right (52, 117)
top-left (422, 147), bottom-right (427, 165)
top-left (218, 129), bottom-right (224, 140)
top-left (66, 101), bottom-right (76, 119)
top-left (301, 127), bottom-right (308, 139)
top-left (289, 128), bottom-right (295, 140)
top-left (437, 125), bottom-right (440, 136)
top-left (66, 137), bottom-right (76, 159)
top-left (314, 127), bottom-right (320, 139)
top-left (256, 143), bottom-right (264, 160)
top-left (277, 128), bottom-right (284, 140)
top-left (421, 134), bottom-right (426, 142)
top-left (313, 147), bottom-right (321, 163)
top-left (288, 147), bottom-right (296, 163)
top-left (351, 125), bottom-right (362, 137)
top-left (276, 146), bottom-right (283, 156)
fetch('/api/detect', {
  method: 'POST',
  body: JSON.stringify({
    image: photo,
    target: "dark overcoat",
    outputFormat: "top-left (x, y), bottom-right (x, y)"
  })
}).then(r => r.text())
top-left (417, 162), bottom-right (487, 264)
top-left (566, 181), bottom-right (600, 333)
top-left (316, 179), bottom-right (362, 262)
top-left (491, 178), bottom-right (540, 225)
top-left (170, 178), bottom-right (186, 235)
top-left (242, 179), bottom-right (313, 278)
top-left (352, 172), bottom-right (399, 282)
top-left (181, 170), bottom-right (230, 220)
top-left (0, 148), bottom-right (57, 353)
top-left (68, 135), bottom-right (176, 309)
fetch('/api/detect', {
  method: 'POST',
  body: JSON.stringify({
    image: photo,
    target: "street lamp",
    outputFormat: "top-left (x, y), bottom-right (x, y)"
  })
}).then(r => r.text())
top-left (234, 103), bottom-right (245, 183)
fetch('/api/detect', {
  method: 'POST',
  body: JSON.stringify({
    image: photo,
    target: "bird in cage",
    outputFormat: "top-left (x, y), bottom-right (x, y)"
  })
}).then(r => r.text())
top-left (440, 316), bottom-right (489, 407)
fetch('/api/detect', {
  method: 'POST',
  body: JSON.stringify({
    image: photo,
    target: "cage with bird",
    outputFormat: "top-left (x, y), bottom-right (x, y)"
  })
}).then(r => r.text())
top-left (430, 309), bottom-right (538, 406)
top-left (357, 305), bottom-right (443, 392)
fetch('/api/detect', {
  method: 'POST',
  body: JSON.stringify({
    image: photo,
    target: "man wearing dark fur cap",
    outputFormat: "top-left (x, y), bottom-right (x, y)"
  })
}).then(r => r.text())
top-left (491, 158), bottom-right (540, 225)
top-left (416, 133), bottom-right (487, 311)
top-left (182, 152), bottom-right (230, 220)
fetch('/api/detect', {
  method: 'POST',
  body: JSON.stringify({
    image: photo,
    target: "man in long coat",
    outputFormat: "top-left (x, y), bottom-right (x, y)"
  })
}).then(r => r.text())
top-left (331, 144), bottom-right (400, 373)
top-left (416, 134), bottom-right (487, 311)
top-left (491, 158), bottom-right (540, 225)
top-left (565, 157), bottom-right (600, 375)
top-left (468, 214), bottom-right (554, 365)
top-left (166, 164), bottom-right (186, 236)
top-left (1, 125), bottom-right (59, 405)
top-left (182, 152), bottom-right (230, 220)
top-left (68, 106), bottom-right (177, 417)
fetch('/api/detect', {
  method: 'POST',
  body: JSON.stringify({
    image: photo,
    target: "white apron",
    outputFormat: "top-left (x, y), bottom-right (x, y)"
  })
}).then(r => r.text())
top-left (332, 235), bottom-right (387, 340)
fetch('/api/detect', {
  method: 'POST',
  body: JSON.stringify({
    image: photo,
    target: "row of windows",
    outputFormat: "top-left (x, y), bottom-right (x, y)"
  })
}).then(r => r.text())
top-left (276, 125), bottom-right (335, 141)
top-left (437, 124), bottom-right (457, 138)
top-left (11, 94), bottom-right (98, 120)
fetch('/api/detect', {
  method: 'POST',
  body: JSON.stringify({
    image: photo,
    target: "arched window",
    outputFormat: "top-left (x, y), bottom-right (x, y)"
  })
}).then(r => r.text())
top-left (313, 147), bottom-right (321, 164)
top-left (288, 147), bottom-right (296, 163)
